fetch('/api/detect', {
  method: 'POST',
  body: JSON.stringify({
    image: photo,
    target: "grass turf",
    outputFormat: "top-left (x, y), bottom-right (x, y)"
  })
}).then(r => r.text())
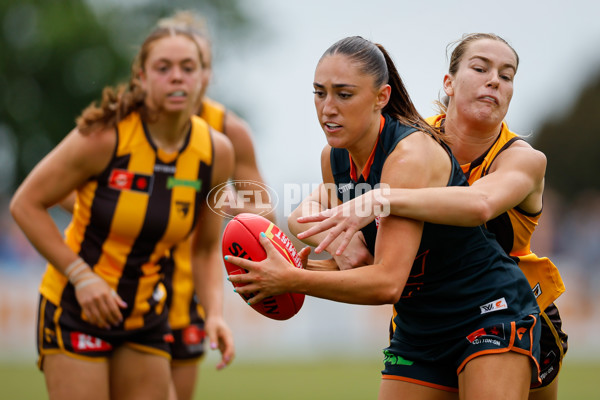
top-left (0, 357), bottom-right (596, 399)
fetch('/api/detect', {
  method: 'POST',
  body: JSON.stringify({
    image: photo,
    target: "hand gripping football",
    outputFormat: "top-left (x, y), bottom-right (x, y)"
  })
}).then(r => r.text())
top-left (222, 213), bottom-right (305, 320)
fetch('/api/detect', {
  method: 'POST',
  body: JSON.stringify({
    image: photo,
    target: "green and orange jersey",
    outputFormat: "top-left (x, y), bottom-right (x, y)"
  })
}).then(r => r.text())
top-left (330, 113), bottom-right (539, 354)
top-left (40, 112), bottom-right (214, 331)
top-left (427, 114), bottom-right (565, 311)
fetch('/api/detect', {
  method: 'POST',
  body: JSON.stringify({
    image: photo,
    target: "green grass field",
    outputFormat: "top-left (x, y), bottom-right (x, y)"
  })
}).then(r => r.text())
top-left (0, 357), bottom-right (597, 399)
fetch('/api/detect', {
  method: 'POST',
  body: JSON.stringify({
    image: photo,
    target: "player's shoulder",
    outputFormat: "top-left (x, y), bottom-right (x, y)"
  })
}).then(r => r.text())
top-left (501, 136), bottom-right (547, 167)
top-left (211, 128), bottom-right (234, 156)
top-left (224, 109), bottom-right (253, 142)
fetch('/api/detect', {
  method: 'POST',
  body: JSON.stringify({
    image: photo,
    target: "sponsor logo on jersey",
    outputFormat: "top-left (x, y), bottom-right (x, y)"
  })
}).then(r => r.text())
top-left (167, 177), bottom-right (202, 191)
top-left (337, 182), bottom-right (354, 194)
top-left (70, 332), bottom-right (112, 352)
top-left (154, 164), bottom-right (176, 174)
top-left (108, 169), bottom-right (154, 194)
top-left (466, 323), bottom-right (506, 346)
top-left (383, 350), bottom-right (414, 366)
top-left (479, 297), bottom-right (507, 314)
top-left (539, 350), bottom-right (557, 380)
top-left (163, 333), bottom-right (175, 343)
top-left (183, 324), bottom-right (206, 345)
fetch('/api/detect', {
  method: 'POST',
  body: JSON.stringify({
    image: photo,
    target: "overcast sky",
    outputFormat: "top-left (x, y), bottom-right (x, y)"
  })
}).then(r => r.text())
top-left (206, 0), bottom-right (600, 210)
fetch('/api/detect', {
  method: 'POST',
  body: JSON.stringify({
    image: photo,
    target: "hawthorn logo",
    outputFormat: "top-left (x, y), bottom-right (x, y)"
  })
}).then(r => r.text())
top-left (175, 201), bottom-right (191, 217)
top-left (207, 180), bottom-right (278, 218)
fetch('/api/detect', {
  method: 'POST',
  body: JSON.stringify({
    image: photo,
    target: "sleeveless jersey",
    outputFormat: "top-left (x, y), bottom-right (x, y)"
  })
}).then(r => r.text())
top-left (199, 97), bottom-right (226, 134)
top-left (330, 114), bottom-right (539, 358)
top-left (163, 97), bottom-right (226, 330)
top-left (427, 115), bottom-right (565, 311)
top-left (39, 112), bottom-right (213, 331)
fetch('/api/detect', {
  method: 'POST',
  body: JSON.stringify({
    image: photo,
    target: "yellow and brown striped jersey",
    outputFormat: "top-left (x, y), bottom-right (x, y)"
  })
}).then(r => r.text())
top-left (40, 112), bottom-right (214, 331)
top-left (199, 97), bottom-right (226, 134)
top-left (164, 97), bottom-right (227, 330)
top-left (427, 114), bottom-right (565, 311)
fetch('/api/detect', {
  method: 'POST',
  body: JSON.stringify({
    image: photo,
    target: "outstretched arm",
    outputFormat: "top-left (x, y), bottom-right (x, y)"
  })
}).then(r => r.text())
top-left (288, 145), bottom-right (373, 270)
top-left (298, 142), bottom-right (546, 255)
top-left (226, 131), bottom-right (442, 306)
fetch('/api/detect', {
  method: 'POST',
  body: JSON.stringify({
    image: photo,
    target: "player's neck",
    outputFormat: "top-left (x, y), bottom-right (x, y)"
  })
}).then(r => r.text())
top-left (146, 114), bottom-right (191, 154)
top-left (444, 115), bottom-right (502, 164)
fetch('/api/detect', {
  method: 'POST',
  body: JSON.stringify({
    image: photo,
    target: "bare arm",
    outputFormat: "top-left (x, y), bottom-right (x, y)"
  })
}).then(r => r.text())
top-left (10, 127), bottom-right (126, 328)
top-left (58, 191), bottom-right (77, 214)
top-left (288, 145), bottom-right (373, 269)
top-left (191, 130), bottom-right (235, 370)
top-left (226, 131), bottom-right (444, 305)
top-left (299, 141), bottom-right (546, 254)
top-left (223, 112), bottom-right (276, 223)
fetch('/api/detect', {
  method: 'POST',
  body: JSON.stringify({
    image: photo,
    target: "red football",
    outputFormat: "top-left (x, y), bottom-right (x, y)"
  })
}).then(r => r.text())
top-left (222, 213), bottom-right (305, 320)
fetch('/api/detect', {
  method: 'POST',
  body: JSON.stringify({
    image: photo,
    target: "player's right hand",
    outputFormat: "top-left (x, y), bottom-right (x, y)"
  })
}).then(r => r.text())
top-left (75, 276), bottom-right (127, 329)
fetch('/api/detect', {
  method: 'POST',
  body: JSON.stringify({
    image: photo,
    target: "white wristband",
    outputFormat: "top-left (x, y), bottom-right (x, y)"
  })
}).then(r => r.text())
top-left (74, 276), bottom-right (101, 291)
top-left (64, 257), bottom-right (85, 276)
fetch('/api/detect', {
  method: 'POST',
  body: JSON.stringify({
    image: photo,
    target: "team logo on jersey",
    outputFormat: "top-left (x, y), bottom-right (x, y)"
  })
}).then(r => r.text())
top-left (108, 169), bottom-right (154, 194)
top-left (70, 332), bottom-right (112, 352)
top-left (532, 283), bottom-right (542, 298)
top-left (167, 177), bottom-right (202, 191)
top-left (401, 250), bottom-right (428, 299)
top-left (175, 201), bottom-right (191, 217)
top-left (479, 297), bottom-right (508, 314)
top-left (466, 323), bottom-right (506, 344)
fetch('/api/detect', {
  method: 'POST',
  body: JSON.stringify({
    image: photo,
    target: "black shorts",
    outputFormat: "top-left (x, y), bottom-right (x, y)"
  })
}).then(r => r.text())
top-left (169, 315), bottom-right (206, 365)
top-left (532, 303), bottom-right (568, 389)
top-left (382, 314), bottom-right (541, 392)
top-left (36, 295), bottom-right (172, 370)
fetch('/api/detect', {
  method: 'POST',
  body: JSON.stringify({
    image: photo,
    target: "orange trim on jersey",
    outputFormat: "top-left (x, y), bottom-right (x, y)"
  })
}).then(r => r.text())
top-left (381, 375), bottom-right (458, 393)
top-left (349, 115), bottom-right (386, 181)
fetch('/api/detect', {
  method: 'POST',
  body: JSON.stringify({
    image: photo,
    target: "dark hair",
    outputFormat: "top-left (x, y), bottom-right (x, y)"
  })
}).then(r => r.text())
top-left (76, 26), bottom-right (203, 134)
top-left (320, 36), bottom-right (442, 141)
top-left (437, 33), bottom-right (519, 111)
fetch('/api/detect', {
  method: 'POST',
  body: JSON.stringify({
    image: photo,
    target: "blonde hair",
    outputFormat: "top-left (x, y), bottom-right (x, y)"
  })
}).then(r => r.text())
top-left (158, 10), bottom-right (209, 39)
top-left (76, 26), bottom-right (201, 134)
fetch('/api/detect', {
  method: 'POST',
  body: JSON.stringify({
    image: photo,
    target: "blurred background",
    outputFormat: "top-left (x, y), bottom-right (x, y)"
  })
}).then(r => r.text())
top-left (1, 0), bottom-right (599, 397)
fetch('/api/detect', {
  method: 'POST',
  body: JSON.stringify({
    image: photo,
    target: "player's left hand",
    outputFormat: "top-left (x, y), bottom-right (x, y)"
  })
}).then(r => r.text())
top-left (297, 189), bottom-right (388, 255)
